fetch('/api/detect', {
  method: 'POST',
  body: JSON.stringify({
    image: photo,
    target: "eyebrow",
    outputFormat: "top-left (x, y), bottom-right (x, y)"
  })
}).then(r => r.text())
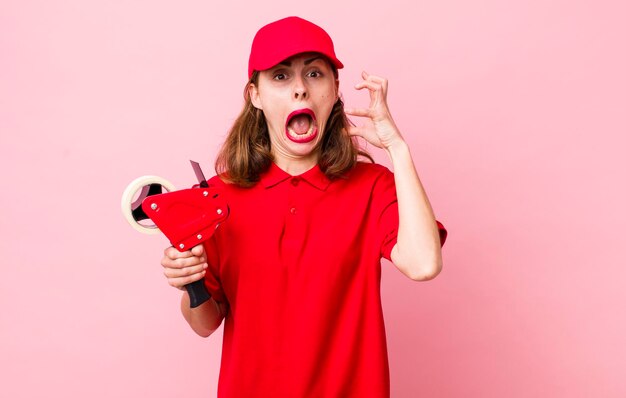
top-left (278, 56), bottom-right (323, 67)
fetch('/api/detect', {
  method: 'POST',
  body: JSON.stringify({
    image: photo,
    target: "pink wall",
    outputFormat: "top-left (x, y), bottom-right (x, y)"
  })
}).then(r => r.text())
top-left (2, 1), bottom-right (624, 397)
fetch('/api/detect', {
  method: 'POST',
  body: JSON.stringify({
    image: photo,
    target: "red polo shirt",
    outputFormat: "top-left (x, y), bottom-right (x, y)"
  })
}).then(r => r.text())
top-left (202, 161), bottom-right (447, 398)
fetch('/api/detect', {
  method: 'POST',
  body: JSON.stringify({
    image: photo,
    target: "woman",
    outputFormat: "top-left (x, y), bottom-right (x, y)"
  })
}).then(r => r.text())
top-left (161, 16), bottom-right (447, 398)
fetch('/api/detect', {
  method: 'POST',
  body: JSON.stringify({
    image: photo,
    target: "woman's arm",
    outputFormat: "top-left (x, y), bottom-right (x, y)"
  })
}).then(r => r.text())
top-left (386, 141), bottom-right (442, 280)
top-left (181, 294), bottom-right (227, 338)
top-left (162, 245), bottom-right (227, 336)
top-left (345, 72), bottom-right (443, 280)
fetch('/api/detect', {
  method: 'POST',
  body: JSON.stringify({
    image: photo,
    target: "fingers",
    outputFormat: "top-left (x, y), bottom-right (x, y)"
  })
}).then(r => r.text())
top-left (163, 261), bottom-right (207, 277)
top-left (164, 262), bottom-right (207, 289)
top-left (162, 247), bottom-right (206, 269)
top-left (361, 71), bottom-right (388, 88)
top-left (340, 126), bottom-right (361, 138)
top-left (164, 246), bottom-right (191, 259)
top-left (345, 71), bottom-right (398, 149)
top-left (355, 71), bottom-right (388, 93)
top-left (344, 124), bottom-right (368, 140)
top-left (191, 244), bottom-right (205, 257)
top-left (344, 125), bottom-right (359, 137)
top-left (354, 80), bottom-right (382, 93)
top-left (164, 244), bottom-right (205, 261)
top-left (349, 71), bottom-right (389, 119)
top-left (161, 244), bottom-right (208, 290)
top-left (344, 107), bottom-right (372, 118)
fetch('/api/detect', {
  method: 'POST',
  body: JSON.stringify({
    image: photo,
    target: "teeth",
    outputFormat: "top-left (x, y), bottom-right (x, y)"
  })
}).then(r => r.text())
top-left (287, 123), bottom-right (316, 140)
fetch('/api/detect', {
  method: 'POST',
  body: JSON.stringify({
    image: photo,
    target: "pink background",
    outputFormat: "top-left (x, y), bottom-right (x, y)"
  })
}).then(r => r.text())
top-left (1, 0), bottom-right (624, 397)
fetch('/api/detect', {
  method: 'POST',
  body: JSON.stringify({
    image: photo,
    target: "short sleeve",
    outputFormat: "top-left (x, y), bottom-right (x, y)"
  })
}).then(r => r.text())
top-left (201, 234), bottom-right (227, 303)
top-left (373, 167), bottom-right (448, 260)
top-left (371, 167), bottom-right (399, 261)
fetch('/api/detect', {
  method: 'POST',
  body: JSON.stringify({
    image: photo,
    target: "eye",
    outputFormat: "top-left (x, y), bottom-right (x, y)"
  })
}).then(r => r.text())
top-left (273, 72), bottom-right (287, 81)
top-left (307, 70), bottom-right (323, 78)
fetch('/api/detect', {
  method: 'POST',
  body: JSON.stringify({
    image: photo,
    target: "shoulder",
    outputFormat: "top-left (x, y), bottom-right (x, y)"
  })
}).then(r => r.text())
top-left (207, 174), bottom-right (249, 190)
top-left (207, 174), bottom-right (262, 200)
top-left (328, 162), bottom-right (395, 195)
top-left (345, 161), bottom-right (394, 182)
top-left (207, 174), bottom-right (228, 188)
top-left (207, 174), bottom-right (240, 198)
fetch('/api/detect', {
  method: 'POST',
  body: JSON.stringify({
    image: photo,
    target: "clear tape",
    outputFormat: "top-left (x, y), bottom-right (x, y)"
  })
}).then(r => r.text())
top-left (121, 175), bottom-right (176, 235)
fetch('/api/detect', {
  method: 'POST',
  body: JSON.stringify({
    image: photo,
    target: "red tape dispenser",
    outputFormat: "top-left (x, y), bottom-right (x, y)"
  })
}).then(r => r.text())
top-left (141, 185), bottom-right (228, 251)
top-left (121, 160), bottom-right (228, 308)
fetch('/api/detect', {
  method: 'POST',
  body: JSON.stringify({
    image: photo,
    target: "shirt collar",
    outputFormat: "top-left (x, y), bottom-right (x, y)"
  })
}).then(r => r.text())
top-left (261, 162), bottom-right (331, 191)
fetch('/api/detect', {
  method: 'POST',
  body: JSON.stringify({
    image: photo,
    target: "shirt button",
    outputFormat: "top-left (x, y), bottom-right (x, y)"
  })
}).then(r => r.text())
top-left (291, 178), bottom-right (300, 186)
top-left (290, 207), bottom-right (297, 215)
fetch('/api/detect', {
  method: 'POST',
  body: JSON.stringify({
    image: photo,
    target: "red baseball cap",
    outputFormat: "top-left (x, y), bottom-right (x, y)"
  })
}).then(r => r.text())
top-left (248, 16), bottom-right (344, 78)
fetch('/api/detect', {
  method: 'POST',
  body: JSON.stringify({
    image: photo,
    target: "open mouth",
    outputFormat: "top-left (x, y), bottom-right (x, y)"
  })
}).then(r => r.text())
top-left (285, 109), bottom-right (318, 143)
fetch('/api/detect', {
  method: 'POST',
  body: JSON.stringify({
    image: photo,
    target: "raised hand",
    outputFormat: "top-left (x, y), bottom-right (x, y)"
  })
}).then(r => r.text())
top-left (344, 71), bottom-right (405, 150)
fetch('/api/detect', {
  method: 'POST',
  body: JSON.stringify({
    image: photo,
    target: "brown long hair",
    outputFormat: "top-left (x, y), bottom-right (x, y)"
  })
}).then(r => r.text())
top-left (215, 71), bottom-right (372, 187)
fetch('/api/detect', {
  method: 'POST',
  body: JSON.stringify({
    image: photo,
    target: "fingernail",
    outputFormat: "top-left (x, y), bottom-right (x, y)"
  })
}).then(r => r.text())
top-left (203, 263), bottom-right (208, 269)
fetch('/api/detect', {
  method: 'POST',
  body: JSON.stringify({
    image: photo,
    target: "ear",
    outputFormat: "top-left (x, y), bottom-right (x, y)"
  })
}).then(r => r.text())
top-left (334, 79), bottom-right (340, 102)
top-left (248, 83), bottom-right (263, 110)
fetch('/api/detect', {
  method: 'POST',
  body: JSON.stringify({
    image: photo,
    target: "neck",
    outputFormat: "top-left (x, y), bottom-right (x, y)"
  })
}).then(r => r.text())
top-left (273, 152), bottom-right (319, 176)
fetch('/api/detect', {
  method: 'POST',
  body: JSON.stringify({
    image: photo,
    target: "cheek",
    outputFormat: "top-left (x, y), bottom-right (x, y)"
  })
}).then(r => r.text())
top-left (321, 96), bottom-right (336, 119)
top-left (321, 87), bottom-right (338, 110)
top-left (261, 106), bottom-right (285, 134)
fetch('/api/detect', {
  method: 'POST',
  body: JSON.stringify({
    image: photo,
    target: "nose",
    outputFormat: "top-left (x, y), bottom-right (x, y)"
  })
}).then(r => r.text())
top-left (293, 75), bottom-right (307, 100)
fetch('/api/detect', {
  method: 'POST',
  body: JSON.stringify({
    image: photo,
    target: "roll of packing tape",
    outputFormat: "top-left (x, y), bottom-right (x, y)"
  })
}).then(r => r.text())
top-left (121, 175), bottom-right (176, 234)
